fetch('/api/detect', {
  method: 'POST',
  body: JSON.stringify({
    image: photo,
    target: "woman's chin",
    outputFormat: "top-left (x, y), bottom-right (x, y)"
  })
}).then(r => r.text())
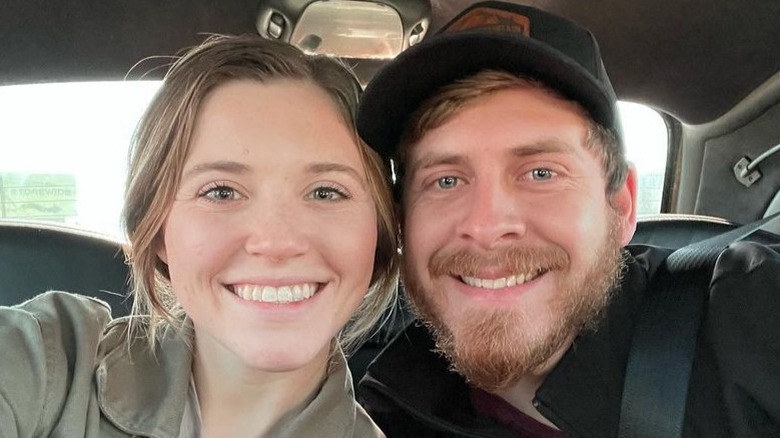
top-left (239, 343), bottom-right (331, 374)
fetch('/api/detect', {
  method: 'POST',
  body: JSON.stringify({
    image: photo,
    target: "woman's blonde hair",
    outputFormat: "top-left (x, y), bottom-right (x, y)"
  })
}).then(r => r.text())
top-left (123, 34), bottom-right (398, 354)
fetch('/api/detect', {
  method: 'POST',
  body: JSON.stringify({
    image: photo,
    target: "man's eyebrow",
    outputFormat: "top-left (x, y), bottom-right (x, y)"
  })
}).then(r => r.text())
top-left (509, 140), bottom-right (577, 157)
top-left (306, 162), bottom-right (366, 186)
top-left (409, 153), bottom-right (468, 173)
top-left (409, 140), bottom-right (576, 173)
top-left (181, 160), bottom-right (251, 181)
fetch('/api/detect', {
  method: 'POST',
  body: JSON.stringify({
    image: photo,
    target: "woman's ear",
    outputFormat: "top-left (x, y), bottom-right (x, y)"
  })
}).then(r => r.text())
top-left (156, 232), bottom-right (168, 264)
top-left (611, 163), bottom-right (638, 246)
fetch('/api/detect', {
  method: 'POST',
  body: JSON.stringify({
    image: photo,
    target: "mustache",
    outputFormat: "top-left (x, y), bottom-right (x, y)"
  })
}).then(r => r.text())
top-left (428, 245), bottom-right (570, 277)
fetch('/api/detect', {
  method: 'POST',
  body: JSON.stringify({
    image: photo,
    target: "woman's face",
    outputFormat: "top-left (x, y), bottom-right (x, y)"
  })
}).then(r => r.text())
top-left (158, 79), bottom-right (377, 373)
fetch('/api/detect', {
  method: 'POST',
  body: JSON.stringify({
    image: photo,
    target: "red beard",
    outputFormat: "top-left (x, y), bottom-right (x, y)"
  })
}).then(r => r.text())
top-left (403, 214), bottom-right (626, 392)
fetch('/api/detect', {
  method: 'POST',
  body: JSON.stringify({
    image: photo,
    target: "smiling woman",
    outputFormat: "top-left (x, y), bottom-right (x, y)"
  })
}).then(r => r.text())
top-left (0, 34), bottom-right (398, 437)
top-left (157, 79), bottom-right (381, 373)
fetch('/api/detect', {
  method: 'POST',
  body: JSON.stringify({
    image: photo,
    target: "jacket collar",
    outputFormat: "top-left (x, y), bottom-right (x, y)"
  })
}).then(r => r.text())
top-left (266, 349), bottom-right (379, 437)
top-left (96, 320), bottom-right (193, 437)
top-left (96, 320), bottom-right (378, 437)
top-left (362, 322), bottom-right (517, 437)
top-left (535, 245), bottom-right (667, 437)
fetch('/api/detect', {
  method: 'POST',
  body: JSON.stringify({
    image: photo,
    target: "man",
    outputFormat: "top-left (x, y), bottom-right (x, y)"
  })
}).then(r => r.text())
top-left (355, 2), bottom-right (780, 437)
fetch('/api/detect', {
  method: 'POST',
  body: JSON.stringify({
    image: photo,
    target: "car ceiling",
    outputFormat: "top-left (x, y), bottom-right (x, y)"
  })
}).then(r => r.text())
top-left (2, 0), bottom-right (780, 125)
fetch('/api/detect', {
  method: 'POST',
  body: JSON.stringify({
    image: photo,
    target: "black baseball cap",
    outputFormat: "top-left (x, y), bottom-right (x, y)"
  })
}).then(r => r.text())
top-left (357, 1), bottom-right (623, 160)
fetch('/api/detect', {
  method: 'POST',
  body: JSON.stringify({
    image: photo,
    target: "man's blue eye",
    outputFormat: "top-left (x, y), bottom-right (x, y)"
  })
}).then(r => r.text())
top-left (437, 176), bottom-right (459, 189)
top-left (531, 168), bottom-right (555, 180)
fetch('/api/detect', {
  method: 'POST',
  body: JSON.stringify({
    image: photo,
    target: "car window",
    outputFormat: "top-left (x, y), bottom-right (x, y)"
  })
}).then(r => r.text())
top-left (0, 81), bottom-right (160, 239)
top-left (0, 82), bottom-right (669, 239)
top-left (619, 101), bottom-right (669, 217)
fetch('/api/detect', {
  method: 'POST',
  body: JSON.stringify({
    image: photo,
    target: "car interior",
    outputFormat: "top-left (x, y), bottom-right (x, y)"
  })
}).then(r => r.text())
top-left (2, 0), bottom-right (780, 381)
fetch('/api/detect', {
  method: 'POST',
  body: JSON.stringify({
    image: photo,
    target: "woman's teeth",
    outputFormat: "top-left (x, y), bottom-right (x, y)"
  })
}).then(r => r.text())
top-left (233, 283), bottom-right (318, 304)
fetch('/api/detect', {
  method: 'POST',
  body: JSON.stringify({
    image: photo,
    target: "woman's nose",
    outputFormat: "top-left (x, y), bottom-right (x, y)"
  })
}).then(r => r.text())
top-left (242, 203), bottom-right (310, 261)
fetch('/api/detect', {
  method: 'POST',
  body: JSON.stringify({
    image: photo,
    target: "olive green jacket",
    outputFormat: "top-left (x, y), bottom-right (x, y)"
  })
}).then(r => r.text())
top-left (0, 291), bottom-right (383, 437)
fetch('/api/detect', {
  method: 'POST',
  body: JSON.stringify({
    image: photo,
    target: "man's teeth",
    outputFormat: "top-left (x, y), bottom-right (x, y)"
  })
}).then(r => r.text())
top-left (461, 271), bottom-right (541, 289)
top-left (233, 283), bottom-right (317, 304)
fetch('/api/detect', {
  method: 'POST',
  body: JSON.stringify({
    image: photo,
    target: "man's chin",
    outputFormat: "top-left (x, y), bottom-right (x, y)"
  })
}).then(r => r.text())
top-left (418, 306), bottom-right (575, 392)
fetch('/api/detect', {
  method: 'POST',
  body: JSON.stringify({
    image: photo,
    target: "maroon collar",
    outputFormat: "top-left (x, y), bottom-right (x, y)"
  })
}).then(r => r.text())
top-left (470, 387), bottom-right (570, 437)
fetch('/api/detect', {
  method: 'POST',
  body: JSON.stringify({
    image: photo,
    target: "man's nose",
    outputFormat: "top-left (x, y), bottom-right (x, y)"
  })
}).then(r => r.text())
top-left (242, 203), bottom-right (309, 261)
top-left (455, 179), bottom-right (526, 249)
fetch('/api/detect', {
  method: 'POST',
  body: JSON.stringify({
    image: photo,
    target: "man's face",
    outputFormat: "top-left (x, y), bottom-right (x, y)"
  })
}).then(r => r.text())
top-left (401, 86), bottom-right (637, 391)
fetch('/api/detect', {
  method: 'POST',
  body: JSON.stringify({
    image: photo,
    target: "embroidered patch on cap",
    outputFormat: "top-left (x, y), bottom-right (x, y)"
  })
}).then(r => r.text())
top-left (444, 7), bottom-right (531, 36)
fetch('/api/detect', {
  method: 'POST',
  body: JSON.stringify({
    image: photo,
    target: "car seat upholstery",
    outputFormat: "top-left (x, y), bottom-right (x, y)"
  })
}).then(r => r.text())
top-left (764, 189), bottom-right (780, 235)
top-left (630, 213), bottom-right (780, 247)
top-left (0, 220), bottom-right (132, 316)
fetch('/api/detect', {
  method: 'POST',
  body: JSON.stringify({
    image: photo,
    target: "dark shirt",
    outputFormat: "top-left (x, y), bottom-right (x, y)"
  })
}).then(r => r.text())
top-left (470, 388), bottom-right (570, 438)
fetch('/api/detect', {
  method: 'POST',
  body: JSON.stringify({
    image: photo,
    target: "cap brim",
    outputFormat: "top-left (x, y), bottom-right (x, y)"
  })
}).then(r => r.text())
top-left (358, 31), bottom-right (618, 159)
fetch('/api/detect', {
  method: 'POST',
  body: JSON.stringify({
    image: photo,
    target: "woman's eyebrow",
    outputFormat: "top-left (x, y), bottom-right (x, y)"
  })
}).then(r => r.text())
top-left (306, 162), bottom-right (366, 186)
top-left (181, 160), bottom-right (251, 182)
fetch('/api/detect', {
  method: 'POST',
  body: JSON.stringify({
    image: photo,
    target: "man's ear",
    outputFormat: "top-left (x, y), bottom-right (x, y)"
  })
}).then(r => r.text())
top-left (610, 164), bottom-right (638, 246)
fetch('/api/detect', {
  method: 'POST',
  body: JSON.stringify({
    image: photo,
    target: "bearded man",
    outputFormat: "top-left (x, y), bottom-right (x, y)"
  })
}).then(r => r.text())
top-left (355, 2), bottom-right (780, 437)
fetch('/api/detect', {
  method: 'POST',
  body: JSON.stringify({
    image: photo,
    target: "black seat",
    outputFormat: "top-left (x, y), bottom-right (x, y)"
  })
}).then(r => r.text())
top-left (629, 214), bottom-right (780, 248)
top-left (0, 220), bottom-right (132, 316)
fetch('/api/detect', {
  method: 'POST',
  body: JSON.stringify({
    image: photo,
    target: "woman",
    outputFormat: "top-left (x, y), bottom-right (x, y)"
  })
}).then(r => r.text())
top-left (0, 34), bottom-right (398, 436)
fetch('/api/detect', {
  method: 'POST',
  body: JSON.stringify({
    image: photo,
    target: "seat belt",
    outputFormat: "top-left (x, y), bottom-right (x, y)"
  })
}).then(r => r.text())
top-left (618, 211), bottom-right (780, 438)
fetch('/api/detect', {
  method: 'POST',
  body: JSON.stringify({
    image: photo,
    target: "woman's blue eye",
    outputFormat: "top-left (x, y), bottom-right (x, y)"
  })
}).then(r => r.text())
top-left (530, 168), bottom-right (555, 181)
top-left (310, 186), bottom-right (348, 201)
top-left (437, 176), bottom-right (459, 189)
top-left (201, 185), bottom-right (239, 201)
